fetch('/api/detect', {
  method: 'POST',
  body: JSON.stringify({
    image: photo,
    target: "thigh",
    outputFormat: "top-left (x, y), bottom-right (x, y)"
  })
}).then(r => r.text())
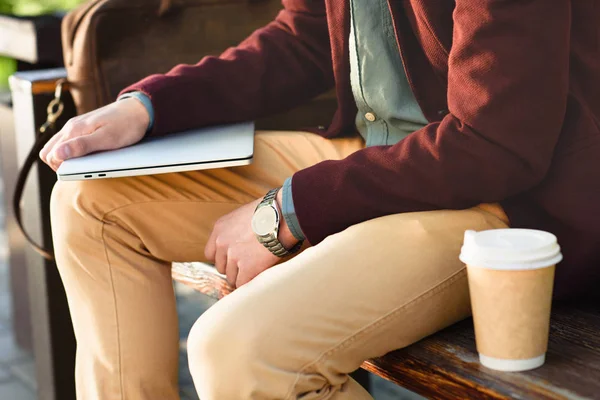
top-left (196, 205), bottom-right (509, 397)
top-left (52, 130), bottom-right (364, 262)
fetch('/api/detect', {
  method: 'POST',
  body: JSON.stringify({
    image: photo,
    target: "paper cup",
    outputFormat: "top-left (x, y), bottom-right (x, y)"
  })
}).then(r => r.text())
top-left (459, 229), bottom-right (562, 372)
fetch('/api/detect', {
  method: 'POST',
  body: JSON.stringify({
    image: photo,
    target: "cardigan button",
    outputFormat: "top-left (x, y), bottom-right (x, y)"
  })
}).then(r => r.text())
top-left (364, 112), bottom-right (377, 122)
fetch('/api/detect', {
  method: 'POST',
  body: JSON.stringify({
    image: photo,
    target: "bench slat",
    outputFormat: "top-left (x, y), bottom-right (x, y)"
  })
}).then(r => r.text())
top-left (363, 304), bottom-right (600, 400)
top-left (172, 262), bottom-right (233, 299)
top-left (172, 262), bottom-right (600, 400)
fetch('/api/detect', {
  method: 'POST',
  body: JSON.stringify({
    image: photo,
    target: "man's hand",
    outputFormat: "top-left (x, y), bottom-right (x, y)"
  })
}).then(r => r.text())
top-left (39, 98), bottom-right (150, 171)
top-left (205, 190), bottom-right (299, 288)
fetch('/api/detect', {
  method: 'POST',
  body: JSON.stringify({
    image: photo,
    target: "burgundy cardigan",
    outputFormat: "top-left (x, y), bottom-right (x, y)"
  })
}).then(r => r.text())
top-left (122, 0), bottom-right (600, 298)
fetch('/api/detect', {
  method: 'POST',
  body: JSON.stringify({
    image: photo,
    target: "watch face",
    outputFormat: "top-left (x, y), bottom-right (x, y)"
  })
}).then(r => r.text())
top-left (252, 206), bottom-right (278, 236)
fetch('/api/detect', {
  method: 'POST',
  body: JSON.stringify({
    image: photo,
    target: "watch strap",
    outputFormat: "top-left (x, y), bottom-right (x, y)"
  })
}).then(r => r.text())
top-left (255, 188), bottom-right (303, 258)
top-left (257, 235), bottom-right (303, 257)
top-left (260, 187), bottom-right (278, 205)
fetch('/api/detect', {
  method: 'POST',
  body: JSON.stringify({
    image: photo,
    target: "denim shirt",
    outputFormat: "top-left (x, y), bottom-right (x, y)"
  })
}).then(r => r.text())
top-left (282, 0), bottom-right (428, 241)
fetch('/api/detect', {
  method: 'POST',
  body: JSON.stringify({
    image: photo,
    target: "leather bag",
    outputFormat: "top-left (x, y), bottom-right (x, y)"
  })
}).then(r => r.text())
top-left (62, 0), bottom-right (281, 114)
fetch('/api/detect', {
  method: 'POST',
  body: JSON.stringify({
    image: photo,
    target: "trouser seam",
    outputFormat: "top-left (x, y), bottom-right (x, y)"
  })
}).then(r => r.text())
top-left (284, 267), bottom-right (467, 399)
top-left (97, 198), bottom-right (245, 399)
top-left (100, 220), bottom-right (125, 400)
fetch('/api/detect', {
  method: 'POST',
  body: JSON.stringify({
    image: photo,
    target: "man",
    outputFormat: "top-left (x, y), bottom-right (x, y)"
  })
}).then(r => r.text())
top-left (40, 0), bottom-right (599, 399)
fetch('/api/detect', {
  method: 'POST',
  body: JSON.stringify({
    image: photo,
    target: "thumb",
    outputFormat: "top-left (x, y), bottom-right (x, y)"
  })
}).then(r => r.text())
top-left (54, 127), bottom-right (115, 161)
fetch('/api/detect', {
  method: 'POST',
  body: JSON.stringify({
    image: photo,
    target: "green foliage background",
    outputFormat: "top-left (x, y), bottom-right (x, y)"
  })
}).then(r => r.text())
top-left (0, 0), bottom-right (85, 89)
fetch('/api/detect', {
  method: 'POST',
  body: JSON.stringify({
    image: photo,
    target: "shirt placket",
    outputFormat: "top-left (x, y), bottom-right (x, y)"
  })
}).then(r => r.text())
top-left (349, 0), bottom-right (388, 147)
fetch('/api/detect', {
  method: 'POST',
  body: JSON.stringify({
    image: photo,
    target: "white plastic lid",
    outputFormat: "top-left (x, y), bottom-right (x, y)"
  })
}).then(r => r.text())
top-left (459, 229), bottom-right (562, 270)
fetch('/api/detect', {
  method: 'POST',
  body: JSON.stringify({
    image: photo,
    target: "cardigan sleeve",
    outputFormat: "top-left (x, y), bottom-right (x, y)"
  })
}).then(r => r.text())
top-left (291, 0), bottom-right (570, 244)
top-left (119, 0), bottom-right (333, 136)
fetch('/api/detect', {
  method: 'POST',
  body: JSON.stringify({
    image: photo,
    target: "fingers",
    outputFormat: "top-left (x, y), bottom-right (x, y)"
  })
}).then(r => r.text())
top-left (235, 267), bottom-right (250, 288)
top-left (39, 128), bottom-right (64, 162)
top-left (39, 117), bottom-right (101, 171)
top-left (206, 219), bottom-right (228, 274)
top-left (38, 100), bottom-right (147, 171)
top-left (47, 126), bottom-right (111, 171)
top-left (55, 126), bottom-right (117, 160)
top-left (214, 239), bottom-right (227, 275)
top-left (205, 231), bottom-right (228, 275)
top-left (225, 251), bottom-right (239, 288)
top-left (204, 232), bottom-right (216, 264)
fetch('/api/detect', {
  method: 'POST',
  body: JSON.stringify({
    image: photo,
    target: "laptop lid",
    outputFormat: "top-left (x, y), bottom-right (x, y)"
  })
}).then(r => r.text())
top-left (57, 122), bottom-right (254, 181)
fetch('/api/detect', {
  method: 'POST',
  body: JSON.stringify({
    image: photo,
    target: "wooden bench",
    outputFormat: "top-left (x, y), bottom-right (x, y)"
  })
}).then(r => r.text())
top-left (172, 262), bottom-right (600, 399)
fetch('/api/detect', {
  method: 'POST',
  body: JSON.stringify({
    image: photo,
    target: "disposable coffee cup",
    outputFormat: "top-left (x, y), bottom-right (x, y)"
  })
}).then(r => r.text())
top-left (459, 229), bottom-right (562, 372)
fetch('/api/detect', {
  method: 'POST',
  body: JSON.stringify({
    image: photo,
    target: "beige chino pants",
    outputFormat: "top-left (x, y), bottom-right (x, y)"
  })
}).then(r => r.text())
top-left (50, 130), bottom-right (509, 400)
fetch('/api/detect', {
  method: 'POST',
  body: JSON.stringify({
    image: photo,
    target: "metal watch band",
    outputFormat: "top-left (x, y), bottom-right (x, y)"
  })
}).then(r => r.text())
top-left (258, 235), bottom-right (303, 257)
top-left (260, 187), bottom-right (278, 205)
top-left (255, 188), bottom-right (303, 258)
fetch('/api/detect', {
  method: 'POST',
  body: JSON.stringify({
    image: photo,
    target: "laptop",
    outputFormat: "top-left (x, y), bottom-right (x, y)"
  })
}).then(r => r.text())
top-left (57, 122), bottom-right (254, 181)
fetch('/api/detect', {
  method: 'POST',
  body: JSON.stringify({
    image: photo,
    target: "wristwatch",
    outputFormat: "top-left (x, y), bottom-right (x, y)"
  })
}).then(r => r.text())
top-left (252, 188), bottom-right (303, 257)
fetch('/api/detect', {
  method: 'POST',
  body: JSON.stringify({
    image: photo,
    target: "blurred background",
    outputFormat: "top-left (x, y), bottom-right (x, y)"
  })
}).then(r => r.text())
top-left (0, 1), bottom-right (420, 399)
top-left (1, 3), bottom-right (86, 399)
top-left (0, 0), bottom-right (84, 88)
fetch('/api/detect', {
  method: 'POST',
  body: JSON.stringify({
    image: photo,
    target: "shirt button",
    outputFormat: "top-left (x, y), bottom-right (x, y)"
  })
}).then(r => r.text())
top-left (364, 112), bottom-right (377, 122)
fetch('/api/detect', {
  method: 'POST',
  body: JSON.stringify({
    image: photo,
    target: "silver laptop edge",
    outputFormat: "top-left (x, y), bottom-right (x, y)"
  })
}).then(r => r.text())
top-left (57, 157), bottom-right (253, 181)
top-left (57, 122), bottom-right (254, 181)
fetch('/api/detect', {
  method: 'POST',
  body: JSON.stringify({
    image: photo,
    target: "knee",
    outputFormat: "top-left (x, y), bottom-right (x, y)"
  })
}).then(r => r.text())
top-left (50, 181), bottom-right (92, 261)
top-left (186, 300), bottom-right (277, 397)
top-left (50, 180), bottom-right (76, 221)
top-left (51, 180), bottom-right (95, 235)
top-left (51, 181), bottom-right (82, 238)
top-left (50, 179), bottom-right (121, 226)
top-left (50, 180), bottom-right (118, 262)
top-left (187, 302), bottom-right (255, 373)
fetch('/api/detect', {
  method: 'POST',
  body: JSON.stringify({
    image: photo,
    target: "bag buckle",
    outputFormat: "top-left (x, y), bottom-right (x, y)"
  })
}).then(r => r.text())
top-left (40, 78), bottom-right (67, 133)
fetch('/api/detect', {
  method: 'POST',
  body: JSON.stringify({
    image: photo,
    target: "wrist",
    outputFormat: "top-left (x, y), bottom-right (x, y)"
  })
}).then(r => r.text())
top-left (121, 97), bottom-right (151, 131)
top-left (276, 189), bottom-right (299, 250)
top-left (118, 92), bottom-right (153, 132)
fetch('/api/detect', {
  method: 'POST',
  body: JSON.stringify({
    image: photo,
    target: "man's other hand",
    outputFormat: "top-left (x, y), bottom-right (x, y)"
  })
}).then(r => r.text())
top-left (205, 191), bottom-right (299, 288)
top-left (39, 98), bottom-right (150, 171)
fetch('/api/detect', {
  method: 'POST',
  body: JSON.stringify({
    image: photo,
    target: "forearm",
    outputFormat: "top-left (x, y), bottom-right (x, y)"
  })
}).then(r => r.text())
top-left (120, 1), bottom-right (332, 136)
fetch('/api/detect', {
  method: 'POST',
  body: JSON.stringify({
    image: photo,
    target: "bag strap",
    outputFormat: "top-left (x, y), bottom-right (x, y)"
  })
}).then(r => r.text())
top-left (13, 79), bottom-right (68, 261)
